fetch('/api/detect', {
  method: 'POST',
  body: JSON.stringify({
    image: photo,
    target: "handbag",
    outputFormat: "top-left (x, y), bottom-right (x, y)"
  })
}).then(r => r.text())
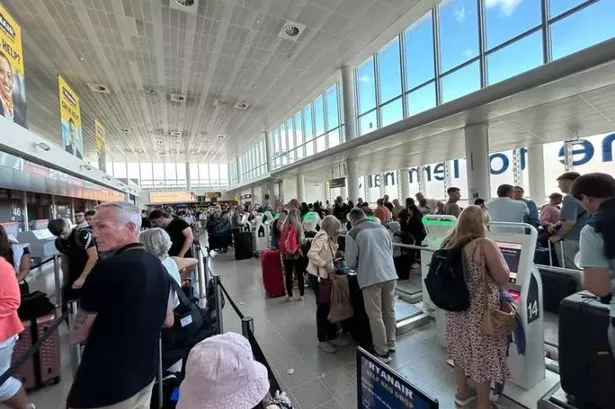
top-left (328, 274), bottom-right (353, 322)
top-left (319, 277), bottom-right (332, 304)
top-left (162, 278), bottom-right (205, 345)
top-left (477, 241), bottom-right (517, 337)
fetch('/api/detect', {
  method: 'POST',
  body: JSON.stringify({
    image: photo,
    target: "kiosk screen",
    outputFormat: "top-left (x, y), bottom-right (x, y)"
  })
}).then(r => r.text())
top-left (496, 241), bottom-right (522, 283)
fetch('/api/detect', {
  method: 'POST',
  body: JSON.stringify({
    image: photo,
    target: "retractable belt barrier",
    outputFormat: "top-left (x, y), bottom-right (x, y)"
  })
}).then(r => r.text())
top-left (0, 310), bottom-right (68, 388)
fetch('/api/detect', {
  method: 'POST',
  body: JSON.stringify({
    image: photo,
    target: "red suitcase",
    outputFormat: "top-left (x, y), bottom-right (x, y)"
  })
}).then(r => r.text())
top-left (36, 314), bottom-right (61, 385)
top-left (11, 322), bottom-right (37, 390)
top-left (261, 249), bottom-right (285, 297)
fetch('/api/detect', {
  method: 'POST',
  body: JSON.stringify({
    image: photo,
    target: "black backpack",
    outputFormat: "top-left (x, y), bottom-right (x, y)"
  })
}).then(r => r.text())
top-left (424, 246), bottom-right (470, 311)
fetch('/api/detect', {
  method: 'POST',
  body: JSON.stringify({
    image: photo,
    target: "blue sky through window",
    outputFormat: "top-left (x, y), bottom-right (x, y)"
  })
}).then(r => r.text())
top-left (487, 30), bottom-right (543, 85)
top-left (404, 12), bottom-right (435, 90)
top-left (484, 0), bottom-right (542, 49)
top-left (439, 0), bottom-right (479, 72)
top-left (378, 37), bottom-right (402, 103)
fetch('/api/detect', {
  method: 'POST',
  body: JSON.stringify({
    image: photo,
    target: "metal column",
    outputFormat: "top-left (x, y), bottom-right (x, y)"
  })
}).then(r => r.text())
top-left (528, 144), bottom-right (546, 202)
top-left (399, 168), bottom-right (410, 200)
top-left (22, 191), bottom-right (29, 231)
top-left (341, 65), bottom-right (358, 142)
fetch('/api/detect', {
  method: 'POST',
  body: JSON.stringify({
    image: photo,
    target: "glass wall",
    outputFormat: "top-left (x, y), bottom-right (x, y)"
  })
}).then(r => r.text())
top-left (270, 82), bottom-right (343, 170)
top-left (354, 0), bottom-right (614, 135)
top-left (238, 137), bottom-right (267, 184)
top-left (107, 161), bottom-right (229, 189)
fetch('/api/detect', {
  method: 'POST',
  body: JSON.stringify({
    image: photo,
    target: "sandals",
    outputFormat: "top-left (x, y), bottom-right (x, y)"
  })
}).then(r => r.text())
top-left (454, 390), bottom-right (477, 407)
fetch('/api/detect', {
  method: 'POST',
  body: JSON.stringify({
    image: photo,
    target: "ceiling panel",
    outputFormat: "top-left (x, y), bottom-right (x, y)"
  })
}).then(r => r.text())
top-left (4, 0), bottom-right (429, 164)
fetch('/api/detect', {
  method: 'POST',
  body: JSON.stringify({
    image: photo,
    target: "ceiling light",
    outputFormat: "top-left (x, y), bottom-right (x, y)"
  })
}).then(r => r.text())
top-left (33, 142), bottom-right (51, 151)
top-left (216, 135), bottom-right (226, 140)
top-left (170, 93), bottom-right (186, 103)
top-left (233, 102), bottom-right (250, 110)
top-left (170, 131), bottom-right (182, 137)
top-left (88, 83), bottom-right (110, 94)
top-left (121, 128), bottom-right (131, 134)
top-left (278, 21), bottom-right (305, 41)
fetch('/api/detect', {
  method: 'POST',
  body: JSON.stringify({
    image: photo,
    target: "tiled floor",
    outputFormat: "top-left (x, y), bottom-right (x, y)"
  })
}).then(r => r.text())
top-left (23, 246), bottom-right (540, 408)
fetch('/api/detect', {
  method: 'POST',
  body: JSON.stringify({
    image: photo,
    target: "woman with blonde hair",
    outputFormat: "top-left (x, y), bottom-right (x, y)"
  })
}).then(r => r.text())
top-left (442, 205), bottom-right (510, 409)
top-left (306, 215), bottom-right (349, 353)
top-left (279, 208), bottom-right (305, 301)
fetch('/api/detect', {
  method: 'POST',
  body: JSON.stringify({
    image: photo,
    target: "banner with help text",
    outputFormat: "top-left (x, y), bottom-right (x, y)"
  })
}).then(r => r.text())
top-left (94, 119), bottom-right (106, 172)
top-left (58, 75), bottom-right (83, 159)
top-left (0, 4), bottom-right (27, 128)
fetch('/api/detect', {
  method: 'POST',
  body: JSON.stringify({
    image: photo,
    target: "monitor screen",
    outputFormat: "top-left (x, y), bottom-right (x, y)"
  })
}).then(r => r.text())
top-left (496, 241), bottom-right (522, 281)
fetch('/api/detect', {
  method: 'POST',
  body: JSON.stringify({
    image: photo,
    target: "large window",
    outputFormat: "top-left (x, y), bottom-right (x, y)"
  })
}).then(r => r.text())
top-left (314, 95), bottom-right (325, 137)
top-left (550, 0), bottom-right (615, 61)
top-left (484, 0), bottom-right (541, 49)
top-left (487, 31), bottom-right (543, 85)
top-left (113, 162), bottom-right (127, 178)
top-left (325, 84), bottom-right (339, 130)
top-left (377, 37), bottom-right (402, 103)
top-left (441, 61), bottom-right (481, 103)
top-left (404, 12), bottom-right (435, 90)
top-left (127, 163), bottom-right (140, 180)
top-left (357, 57), bottom-right (376, 115)
top-left (438, 0), bottom-right (479, 73)
top-left (407, 82), bottom-right (436, 116)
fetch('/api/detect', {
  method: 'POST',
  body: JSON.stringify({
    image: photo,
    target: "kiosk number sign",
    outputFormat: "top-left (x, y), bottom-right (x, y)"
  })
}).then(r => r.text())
top-left (357, 348), bottom-right (438, 409)
top-left (526, 275), bottom-right (540, 324)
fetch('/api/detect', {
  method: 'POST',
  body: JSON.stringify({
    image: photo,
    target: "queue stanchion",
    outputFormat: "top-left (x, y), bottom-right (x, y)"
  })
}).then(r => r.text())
top-left (157, 337), bottom-right (164, 409)
top-left (213, 275), bottom-right (224, 334)
top-left (241, 317), bottom-right (254, 338)
top-left (191, 243), bottom-right (202, 297)
top-left (69, 300), bottom-right (83, 374)
top-left (197, 247), bottom-right (207, 301)
top-left (52, 253), bottom-right (62, 307)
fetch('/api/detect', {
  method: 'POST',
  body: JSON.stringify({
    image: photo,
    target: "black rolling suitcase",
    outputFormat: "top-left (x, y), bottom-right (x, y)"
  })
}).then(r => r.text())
top-left (559, 292), bottom-right (615, 409)
top-left (234, 231), bottom-right (253, 260)
top-left (540, 269), bottom-right (579, 313)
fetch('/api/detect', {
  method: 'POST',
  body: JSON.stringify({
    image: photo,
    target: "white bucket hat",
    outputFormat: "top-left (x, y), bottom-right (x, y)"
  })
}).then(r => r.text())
top-left (177, 332), bottom-right (270, 409)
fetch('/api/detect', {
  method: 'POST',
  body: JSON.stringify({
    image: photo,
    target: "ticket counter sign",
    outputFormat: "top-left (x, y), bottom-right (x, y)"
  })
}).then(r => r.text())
top-left (327, 177), bottom-right (346, 189)
top-left (95, 119), bottom-right (106, 172)
top-left (357, 347), bottom-right (438, 409)
top-left (0, 4), bottom-right (27, 128)
top-left (58, 76), bottom-right (83, 159)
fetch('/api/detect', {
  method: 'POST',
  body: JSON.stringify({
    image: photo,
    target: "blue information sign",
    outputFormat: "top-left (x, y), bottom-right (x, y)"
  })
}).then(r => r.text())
top-left (357, 348), bottom-right (439, 409)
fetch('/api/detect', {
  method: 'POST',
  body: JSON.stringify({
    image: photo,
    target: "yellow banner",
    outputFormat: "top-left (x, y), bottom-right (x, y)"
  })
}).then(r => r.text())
top-left (58, 75), bottom-right (83, 159)
top-left (149, 191), bottom-right (197, 204)
top-left (94, 119), bottom-right (106, 172)
top-left (0, 4), bottom-right (27, 127)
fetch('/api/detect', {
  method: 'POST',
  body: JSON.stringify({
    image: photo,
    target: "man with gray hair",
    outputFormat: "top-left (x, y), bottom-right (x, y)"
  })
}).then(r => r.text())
top-left (67, 202), bottom-right (174, 409)
top-left (345, 208), bottom-right (398, 363)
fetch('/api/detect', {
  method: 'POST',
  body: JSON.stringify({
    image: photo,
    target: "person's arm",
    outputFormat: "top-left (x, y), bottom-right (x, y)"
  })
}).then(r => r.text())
top-left (345, 235), bottom-right (359, 270)
top-left (171, 256), bottom-right (198, 279)
top-left (483, 239), bottom-right (511, 285)
top-left (16, 253), bottom-right (32, 282)
top-left (551, 197), bottom-right (576, 241)
top-left (178, 226), bottom-right (194, 258)
top-left (72, 246), bottom-right (98, 289)
top-left (69, 308), bottom-right (98, 344)
top-left (579, 227), bottom-right (612, 297)
top-left (163, 292), bottom-right (174, 329)
top-left (0, 265), bottom-right (21, 319)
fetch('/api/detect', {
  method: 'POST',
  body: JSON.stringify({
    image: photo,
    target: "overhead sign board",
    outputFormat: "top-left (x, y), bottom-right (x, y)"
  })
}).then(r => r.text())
top-left (357, 347), bottom-right (439, 409)
top-left (149, 191), bottom-right (196, 204)
top-left (58, 76), bottom-right (83, 159)
top-left (206, 192), bottom-right (221, 198)
top-left (0, 4), bottom-right (27, 128)
top-left (328, 177), bottom-right (346, 189)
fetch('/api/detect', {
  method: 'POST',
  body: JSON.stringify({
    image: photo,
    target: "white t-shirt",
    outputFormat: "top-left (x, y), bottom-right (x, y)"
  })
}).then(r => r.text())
top-left (162, 257), bottom-right (181, 308)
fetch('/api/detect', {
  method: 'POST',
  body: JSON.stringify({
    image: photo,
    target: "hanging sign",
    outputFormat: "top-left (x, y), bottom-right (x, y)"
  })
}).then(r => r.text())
top-left (58, 75), bottom-right (83, 159)
top-left (0, 4), bottom-right (27, 127)
top-left (95, 119), bottom-right (106, 171)
top-left (327, 177), bottom-right (346, 189)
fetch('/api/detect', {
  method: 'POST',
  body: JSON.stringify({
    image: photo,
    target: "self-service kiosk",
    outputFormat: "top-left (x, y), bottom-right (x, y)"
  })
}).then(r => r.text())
top-left (252, 213), bottom-right (269, 254)
top-left (489, 222), bottom-right (558, 408)
top-left (302, 211), bottom-right (321, 235)
top-left (17, 228), bottom-right (57, 261)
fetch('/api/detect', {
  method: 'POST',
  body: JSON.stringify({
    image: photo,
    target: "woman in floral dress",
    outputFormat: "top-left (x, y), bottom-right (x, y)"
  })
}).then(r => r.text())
top-left (442, 206), bottom-right (511, 409)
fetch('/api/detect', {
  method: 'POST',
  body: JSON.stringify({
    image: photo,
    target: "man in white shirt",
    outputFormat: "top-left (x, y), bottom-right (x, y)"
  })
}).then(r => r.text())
top-left (486, 184), bottom-right (529, 223)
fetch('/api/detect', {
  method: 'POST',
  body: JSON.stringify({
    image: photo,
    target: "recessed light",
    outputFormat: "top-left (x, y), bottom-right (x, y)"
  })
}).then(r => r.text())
top-left (216, 134), bottom-right (226, 140)
top-left (88, 83), bottom-right (110, 94)
top-left (278, 21), bottom-right (305, 41)
top-left (121, 128), bottom-right (131, 134)
top-left (170, 93), bottom-right (186, 102)
top-left (170, 131), bottom-right (182, 137)
top-left (233, 102), bottom-right (250, 110)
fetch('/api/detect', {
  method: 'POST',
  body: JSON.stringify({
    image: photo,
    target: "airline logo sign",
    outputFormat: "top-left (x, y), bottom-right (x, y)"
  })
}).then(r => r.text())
top-left (0, 4), bottom-right (27, 127)
top-left (58, 76), bottom-right (83, 159)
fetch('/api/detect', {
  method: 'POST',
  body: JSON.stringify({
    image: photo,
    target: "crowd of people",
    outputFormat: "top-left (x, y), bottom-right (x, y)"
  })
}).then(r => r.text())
top-left (0, 170), bottom-right (613, 409)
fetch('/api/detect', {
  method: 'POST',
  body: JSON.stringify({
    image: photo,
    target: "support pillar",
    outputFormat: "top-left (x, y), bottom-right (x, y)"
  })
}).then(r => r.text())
top-left (418, 166), bottom-right (428, 194)
top-left (347, 159), bottom-right (360, 203)
top-left (527, 144), bottom-right (546, 203)
top-left (264, 131), bottom-right (273, 173)
top-left (341, 65), bottom-right (357, 142)
top-left (296, 174), bottom-right (305, 202)
top-left (22, 191), bottom-right (29, 231)
top-left (186, 162), bottom-right (192, 190)
top-left (400, 168), bottom-right (410, 200)
top-left (464, 123), bottom-right (491, 201)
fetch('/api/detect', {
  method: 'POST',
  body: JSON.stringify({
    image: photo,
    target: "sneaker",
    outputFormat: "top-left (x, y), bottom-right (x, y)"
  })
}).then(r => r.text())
top-left (318, 341), bottom-right (336, 354)
top-left (27, 405), bottom-right (36, 409)
top-left (376, 353), bottom-right (392, 364)
top-left (329, 338), bottom-right (349, 347)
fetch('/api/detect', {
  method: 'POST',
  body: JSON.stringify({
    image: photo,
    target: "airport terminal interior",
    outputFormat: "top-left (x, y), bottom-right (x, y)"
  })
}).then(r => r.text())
top-left (0, 0), bottom-right (614, 408)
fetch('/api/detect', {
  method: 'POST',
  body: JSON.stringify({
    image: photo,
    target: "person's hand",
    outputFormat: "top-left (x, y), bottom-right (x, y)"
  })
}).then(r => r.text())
top-left (549, 235), bottom-right (561, 243)
top-left (72, 277), bottom-right (86, 289)
top-left (325, 264), bottom-right (336, 274)
top-left (547, 225), bottom-right (556, 233)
